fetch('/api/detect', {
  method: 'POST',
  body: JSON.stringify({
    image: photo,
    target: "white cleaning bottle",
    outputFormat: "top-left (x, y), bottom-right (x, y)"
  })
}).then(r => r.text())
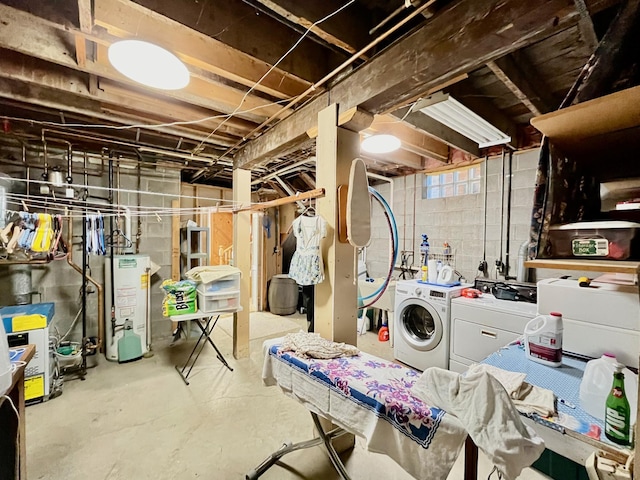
top-left (0, 317), bottom-right (11, 395)
top-left (580, 353), bottom-right (638, 424)
top-left (524, 312), bottom-right (563, 367)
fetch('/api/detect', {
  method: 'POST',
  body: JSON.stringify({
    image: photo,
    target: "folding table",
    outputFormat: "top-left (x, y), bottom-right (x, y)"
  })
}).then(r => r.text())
top-left (169, 308), bottom-right (238, 385)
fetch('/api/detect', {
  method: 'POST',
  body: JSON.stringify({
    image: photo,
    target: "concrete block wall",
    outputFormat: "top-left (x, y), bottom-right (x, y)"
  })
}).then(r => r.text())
top-left (0, 161), bottom-right (180, 349)
top-left (367, 148), bottom-right (541, 283)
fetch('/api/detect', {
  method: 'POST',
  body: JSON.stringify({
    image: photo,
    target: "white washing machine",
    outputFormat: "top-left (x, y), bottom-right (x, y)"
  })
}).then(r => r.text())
top-left (394, 280), bottom-right (467, 371)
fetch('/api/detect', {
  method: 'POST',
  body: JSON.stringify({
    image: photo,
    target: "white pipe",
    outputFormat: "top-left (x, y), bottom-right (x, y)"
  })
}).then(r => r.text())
top-left (366, 172), bottom-right (394, 213)
top-left (251, 212), bottom-right (261, 311)
top-left (516, 239), bottom-right (530, 283)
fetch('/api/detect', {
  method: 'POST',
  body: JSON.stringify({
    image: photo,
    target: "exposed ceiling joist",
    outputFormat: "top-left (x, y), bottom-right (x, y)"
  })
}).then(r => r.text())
top-left (234, 0), bottom-right (580, 169)
top-left (251, 0), bottom-right (368, 56)
top-left (367, 114), bottom-right (449, 161)
top-left (486, 53), bottom-right (557, 116)
top-left (574, 0), bottom-right (600, 50)
top-left (94, 0), bottom-right (312, 100)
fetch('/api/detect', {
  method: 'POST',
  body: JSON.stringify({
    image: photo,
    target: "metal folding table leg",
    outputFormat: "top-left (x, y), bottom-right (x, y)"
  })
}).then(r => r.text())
top-left (193, 315), bottom-right (233, 372)
top-left (246, 412), bottom-right (352, 480)
top-left (174, 315), bottom-right (233, 384)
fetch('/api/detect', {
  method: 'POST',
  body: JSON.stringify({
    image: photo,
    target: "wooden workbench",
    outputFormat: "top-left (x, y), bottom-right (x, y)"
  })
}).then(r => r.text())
top-left (0, 344), bottom-right (35, 480)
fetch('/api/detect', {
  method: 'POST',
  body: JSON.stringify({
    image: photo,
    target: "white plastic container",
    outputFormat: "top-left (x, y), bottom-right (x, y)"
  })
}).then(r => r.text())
top-left (196, 285), bottom-right (240, 313)
top-left (580, 353), bottom-right (638, 424)
top-left (0, 317), bottom-right (11, 395)
top-left (524, 312), bottom-right (563, 367)
top-left (201, 273), bottom-right (241, 294)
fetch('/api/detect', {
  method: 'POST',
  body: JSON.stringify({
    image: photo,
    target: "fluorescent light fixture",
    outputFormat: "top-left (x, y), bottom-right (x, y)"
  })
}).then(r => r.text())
top-left (414, 92), bottom-right (511, 148)
top-left (108, 40), bottom-right (190, 90)
top-left (361, 134), bottom-right (401, 154)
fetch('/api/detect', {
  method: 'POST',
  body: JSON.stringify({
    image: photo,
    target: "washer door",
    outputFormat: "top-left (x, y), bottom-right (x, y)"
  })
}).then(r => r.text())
top-left (396, 297), bottom-right (443, 352)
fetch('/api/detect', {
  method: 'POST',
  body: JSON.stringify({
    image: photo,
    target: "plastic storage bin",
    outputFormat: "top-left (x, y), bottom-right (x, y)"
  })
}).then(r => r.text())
top-left (201, 273), bottom-right (241, 294)
top-left (548, 221), bottom-right (640, 260)
top-left (197, 285), bottom-right (240, 313)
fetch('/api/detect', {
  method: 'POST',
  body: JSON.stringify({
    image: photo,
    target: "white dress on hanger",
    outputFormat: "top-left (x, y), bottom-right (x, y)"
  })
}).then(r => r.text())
top-left (288, 214), bottom-right (327, 286)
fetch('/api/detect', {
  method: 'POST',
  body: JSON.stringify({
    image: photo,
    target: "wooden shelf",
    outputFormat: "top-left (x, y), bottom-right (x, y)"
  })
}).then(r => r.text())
top-left (525, 258), bottom-right (640, 274)
top-left (530, 86), bottom-right (640, 170)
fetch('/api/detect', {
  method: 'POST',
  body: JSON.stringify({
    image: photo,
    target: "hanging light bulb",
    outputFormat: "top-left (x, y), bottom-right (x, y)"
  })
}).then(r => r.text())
top-left (361, 134), bottom-right (401, 154)
top-left (108, 40), bottom-right (190, 90)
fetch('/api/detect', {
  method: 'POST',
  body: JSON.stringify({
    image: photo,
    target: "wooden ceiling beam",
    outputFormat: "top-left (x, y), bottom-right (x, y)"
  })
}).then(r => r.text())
top-left (0, 54), bottom-right (246, 148)
top-left (486, 53), bottom-right (558, 116)
top-left (367, 114), bottom-right (449, 161)
top-left (360, 149), bottom-right (425, 170)
top-left (252, 0), bottom-right (368, 56)
top-left (94, 0), bottom-right (312, 100)
top-left (0, 3), bottom-right (286, 124)
top-left (574, 0), bottom-right (600, 51)
top-left (234, 0), bottom-right (580, 169)
top-left (0, 77), bottom-right (230, 152)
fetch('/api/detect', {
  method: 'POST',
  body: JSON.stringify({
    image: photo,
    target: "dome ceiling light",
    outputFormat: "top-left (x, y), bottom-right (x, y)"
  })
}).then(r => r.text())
top-left (108, 40), bottom-right (190, 90)
top-left (361, 134), bottom-right (401, 154)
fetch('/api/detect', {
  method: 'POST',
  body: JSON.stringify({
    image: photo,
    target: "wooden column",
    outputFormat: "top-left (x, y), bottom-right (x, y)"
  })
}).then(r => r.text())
top-left (233, 168), bottom-right (251, 358)
top-left (315, 103), bottom-right (359, 345)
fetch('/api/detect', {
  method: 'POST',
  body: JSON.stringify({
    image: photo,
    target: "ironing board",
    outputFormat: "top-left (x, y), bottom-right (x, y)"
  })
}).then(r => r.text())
top-left (254, 339), bottom-right (469, 480)
top-left (169, 308), bottom-right (239, 384)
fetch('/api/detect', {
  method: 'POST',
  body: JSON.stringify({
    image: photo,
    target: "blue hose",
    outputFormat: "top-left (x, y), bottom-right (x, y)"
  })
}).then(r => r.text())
top-left (359, 187), bottom-right (398, 302)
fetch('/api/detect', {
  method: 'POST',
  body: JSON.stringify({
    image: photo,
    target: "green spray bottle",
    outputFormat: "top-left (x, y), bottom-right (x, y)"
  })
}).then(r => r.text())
top-left (604, 363), bottom-right (630, 446)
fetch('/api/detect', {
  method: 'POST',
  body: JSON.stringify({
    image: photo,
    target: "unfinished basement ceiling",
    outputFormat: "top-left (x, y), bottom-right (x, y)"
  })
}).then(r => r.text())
top-left (0, 0), bottom-right (624, 188)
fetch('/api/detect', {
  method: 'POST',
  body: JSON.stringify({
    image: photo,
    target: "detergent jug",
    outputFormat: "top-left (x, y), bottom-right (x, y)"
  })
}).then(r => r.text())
top-left (580, 353), bottom-right (638, 424)
top-left (524, 312), bottom-right (563, 367)
top-left (0, 316), bottom-right (11, 396)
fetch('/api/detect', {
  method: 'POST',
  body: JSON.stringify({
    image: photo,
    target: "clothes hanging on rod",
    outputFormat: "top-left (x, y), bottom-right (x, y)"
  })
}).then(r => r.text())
top-left (288, 213), bottom-right (327, 286)
top-left (0, 210), bottom-right (67, 261)
top-left (85, 214), bottom-right (106, 255)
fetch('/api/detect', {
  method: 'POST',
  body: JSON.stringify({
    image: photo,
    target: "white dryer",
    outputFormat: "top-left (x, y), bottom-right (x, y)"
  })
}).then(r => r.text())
top-left (394, 280), bottom-right (467, 371)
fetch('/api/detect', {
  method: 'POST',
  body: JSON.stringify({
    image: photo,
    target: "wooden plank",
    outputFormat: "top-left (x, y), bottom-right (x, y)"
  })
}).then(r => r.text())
top-left (94, 0), bottom-right (312, 100)
top-left (525, 259), bottom-right (640, 274)
top-left (232, 169), bottom-right (251, 359)
top-left (131, 0), bottom-right (339, 84)
top-left (315, 103), bottom-right (358, 345)
top-left (306, 106), bottom-right (374, 138)
top-left (368, 114), bottom-right (449, 161)
top-left (253, 0), bottom-right (369, 55)
top-left (234, 0), bottom-right (579, 169)
top-left (74, 35), bottom-right (87, 68)
top-left (487, 54), bottom-right (557, 115)
top-left (573, 0), bottom-right (599, 51)
top-left (237, 188), bottom-right (325, 212)
top-left (0, 3), bottom-right (288, 125)
top-left (530, 85), bottom-right (640, 144)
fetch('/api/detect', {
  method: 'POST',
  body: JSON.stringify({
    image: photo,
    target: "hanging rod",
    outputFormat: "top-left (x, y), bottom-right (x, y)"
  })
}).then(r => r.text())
top-left (235, 188), bottom-right (325, 213)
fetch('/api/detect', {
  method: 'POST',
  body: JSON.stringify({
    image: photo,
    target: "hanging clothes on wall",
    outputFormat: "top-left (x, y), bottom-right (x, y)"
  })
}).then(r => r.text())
top-left (288, 213), bottom-right (327, 286)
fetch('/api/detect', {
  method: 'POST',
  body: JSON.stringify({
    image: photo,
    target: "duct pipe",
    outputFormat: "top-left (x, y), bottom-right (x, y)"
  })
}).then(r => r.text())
top-left (6, 265), bottom-right (32, 305)
top-left (516, 239), bottom-right (530, 283)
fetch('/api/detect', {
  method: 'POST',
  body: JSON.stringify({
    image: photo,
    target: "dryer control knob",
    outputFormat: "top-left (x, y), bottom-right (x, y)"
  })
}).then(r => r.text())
top-left (415, 288), bottom-right (422, 297)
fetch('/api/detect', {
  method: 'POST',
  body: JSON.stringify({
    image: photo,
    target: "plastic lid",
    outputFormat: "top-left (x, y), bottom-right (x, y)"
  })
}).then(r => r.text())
top-left (603, 352), bottom-right (616, 358)
top-left (613, 363), bottom-right (624, 373)
top-left (550, 311), bottom-right (562, 317)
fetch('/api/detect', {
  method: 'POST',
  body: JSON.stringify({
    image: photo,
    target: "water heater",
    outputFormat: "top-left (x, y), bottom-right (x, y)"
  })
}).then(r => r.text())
top-left (105, 255), bottom-right (150, 361)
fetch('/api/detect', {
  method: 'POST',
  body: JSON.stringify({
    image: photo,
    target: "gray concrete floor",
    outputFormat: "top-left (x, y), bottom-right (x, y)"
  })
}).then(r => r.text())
top-left (26, 312), bottom-right (548, 479)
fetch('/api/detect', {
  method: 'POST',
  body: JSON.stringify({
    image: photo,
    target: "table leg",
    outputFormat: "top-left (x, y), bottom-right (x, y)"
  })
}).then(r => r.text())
top-left (464, 435), bottom-right (478, 480)
top-left (194, 317), bottom-right (233, 372)
top-left (175, 318), bottom-right (213, 385)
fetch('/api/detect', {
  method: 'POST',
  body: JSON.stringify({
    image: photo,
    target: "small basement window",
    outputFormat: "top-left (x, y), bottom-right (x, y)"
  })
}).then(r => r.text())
top-left (423, 165), bottom-right (481, 199)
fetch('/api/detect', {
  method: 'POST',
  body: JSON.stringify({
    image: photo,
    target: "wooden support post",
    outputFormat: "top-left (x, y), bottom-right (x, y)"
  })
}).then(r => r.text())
top-left (233, 168), bottom-right (251, 358)
top-left (315, 103), bottom-right (359, 345)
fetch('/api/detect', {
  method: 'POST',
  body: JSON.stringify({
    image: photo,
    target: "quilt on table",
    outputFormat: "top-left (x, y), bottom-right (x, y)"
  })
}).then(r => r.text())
top-left (263, 341), bottom-right (467, 480)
